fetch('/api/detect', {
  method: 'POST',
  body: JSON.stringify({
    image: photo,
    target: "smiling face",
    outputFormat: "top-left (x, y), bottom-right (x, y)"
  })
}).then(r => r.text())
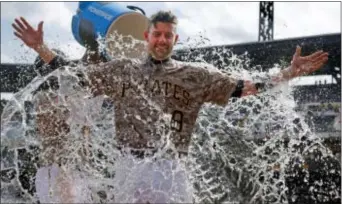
top-left (143, 11), bottom-right (179, 60)
top-left (144, 22), bottom-right (178, 60)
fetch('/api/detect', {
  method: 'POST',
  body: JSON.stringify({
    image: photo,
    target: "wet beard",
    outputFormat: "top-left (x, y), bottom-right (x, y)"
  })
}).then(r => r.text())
top-left (151, 46), bottom-right (172, 61)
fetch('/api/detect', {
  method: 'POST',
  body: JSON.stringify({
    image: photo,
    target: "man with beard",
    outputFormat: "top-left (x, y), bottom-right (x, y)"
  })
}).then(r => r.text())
top-left (80, 10), bottom-right (327, 203)
top-left (14, 10), bottom-right (328, 203)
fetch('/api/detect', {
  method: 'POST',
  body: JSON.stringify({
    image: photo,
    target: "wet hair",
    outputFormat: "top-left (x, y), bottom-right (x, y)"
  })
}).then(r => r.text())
top-left (148, 10), bottom-right (178, 31)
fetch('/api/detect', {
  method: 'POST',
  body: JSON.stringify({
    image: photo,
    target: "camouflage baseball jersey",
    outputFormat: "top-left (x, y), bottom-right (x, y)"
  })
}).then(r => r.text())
top-left (87, 56), bottom-right (238, 153)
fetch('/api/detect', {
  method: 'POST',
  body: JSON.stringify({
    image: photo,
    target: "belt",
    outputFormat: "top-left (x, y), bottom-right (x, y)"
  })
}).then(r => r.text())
top-left (122, 148), bottom-right (156, 159)
top-left (116, 146), bottom-right (188, 160)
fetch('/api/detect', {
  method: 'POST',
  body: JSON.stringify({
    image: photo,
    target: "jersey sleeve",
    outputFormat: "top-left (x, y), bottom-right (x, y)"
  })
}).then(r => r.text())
top-left (196, 64), bottom-right (238, 106)
top-left (36, 55), bottom-right (71, 76)
top-left (48, 55), bottom-right (70, 68)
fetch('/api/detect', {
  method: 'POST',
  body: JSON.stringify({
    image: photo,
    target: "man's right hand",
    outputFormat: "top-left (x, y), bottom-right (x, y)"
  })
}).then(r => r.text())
top-left (12, 17), bottom-right (57, 64)
top-left (12, 17), bottom-right (44, 50)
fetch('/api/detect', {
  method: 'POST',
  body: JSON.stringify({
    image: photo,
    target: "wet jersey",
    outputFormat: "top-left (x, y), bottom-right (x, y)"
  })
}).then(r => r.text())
top-left (87, 56), bottom-right (238, 153)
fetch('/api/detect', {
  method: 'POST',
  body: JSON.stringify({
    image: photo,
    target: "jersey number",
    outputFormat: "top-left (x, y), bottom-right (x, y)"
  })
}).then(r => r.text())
top-left (171, 110), bottom-right (183, 132)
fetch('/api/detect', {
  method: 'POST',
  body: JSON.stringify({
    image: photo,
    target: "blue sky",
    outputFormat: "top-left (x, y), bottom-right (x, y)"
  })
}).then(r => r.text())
top-left (1, 2), bottom-right (340, 64)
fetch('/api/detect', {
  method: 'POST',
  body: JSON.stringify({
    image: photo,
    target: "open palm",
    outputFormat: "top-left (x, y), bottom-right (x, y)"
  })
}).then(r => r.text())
top-left (290, 46), bottom-right (329, 77)
top-left (12, 17), bottom-right (44, 50)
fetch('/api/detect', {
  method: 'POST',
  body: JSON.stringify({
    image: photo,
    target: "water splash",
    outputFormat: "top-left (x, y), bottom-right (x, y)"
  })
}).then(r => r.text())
top-left (179, 41), bottom-right (340, 203)
top-left (1, 31), bottom-right (340, 204)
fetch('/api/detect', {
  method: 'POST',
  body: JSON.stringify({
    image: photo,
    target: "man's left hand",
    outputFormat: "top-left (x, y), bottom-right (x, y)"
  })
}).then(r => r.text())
top-left (290, 46), bottom-right (329, 77)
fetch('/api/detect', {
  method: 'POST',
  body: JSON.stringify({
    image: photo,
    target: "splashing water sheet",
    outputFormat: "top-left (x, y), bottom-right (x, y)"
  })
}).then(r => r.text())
top-left (1, 32), bottom-right (340, 204)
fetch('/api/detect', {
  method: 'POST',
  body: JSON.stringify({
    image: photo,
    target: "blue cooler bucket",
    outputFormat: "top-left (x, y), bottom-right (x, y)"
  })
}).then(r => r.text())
top-left (72, 2), bottom-right (149, 58)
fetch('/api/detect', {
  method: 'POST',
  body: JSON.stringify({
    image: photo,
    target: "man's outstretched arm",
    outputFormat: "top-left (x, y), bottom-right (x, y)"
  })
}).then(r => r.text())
top-left (240, 46), bottom-right (328, 97)
top-left (202, 46), bottom-right (328, 106)
top-left (12, 16), bottom-right (71, 78)
top-left (12, 17), bottom-right (58, 64)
